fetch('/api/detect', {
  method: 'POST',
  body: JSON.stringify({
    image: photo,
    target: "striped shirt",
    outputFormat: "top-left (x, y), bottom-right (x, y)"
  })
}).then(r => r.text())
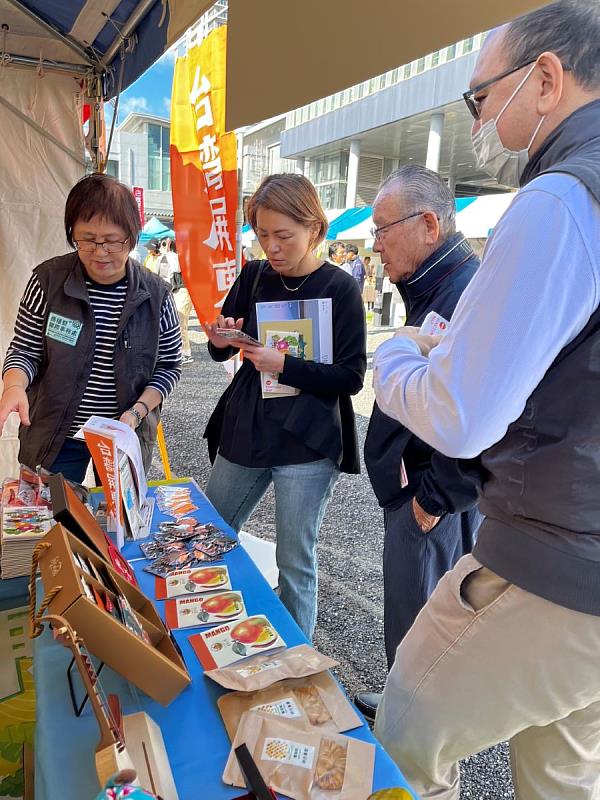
top-left (3, 272), bottom-right (182, 437)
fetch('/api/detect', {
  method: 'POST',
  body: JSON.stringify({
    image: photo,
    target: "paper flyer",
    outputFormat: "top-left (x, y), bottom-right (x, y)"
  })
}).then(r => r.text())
top-left (155, 565), bottom-right (231, 599)
top-left (189, 616), bottom-right (286, 670)
top-left (77, 415), bottom-right (148, 503)
top-left (118, 452), bottom-right (147, 540)
top-left (261, 329), bottom-right (303, 398)
top-left (1, 507), bottom-right (53, 539)
top-left (165, 591), bottom-right (246, 630)
top-left (82, 428), bottom-right (125, 548)
top-left (256, 298), bottom-right (333, 364)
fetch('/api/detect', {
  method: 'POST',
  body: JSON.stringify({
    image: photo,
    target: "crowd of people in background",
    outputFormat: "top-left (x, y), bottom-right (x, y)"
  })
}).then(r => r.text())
top-left (328, 240), bottom-right (377, 309)
top-left (144, 238), bottom-right (194, 365)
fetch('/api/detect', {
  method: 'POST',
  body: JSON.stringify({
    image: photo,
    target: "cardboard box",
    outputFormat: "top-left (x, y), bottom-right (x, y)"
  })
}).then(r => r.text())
top-left (123, 711), bottom-right (179, 800)
top-left (37, 523), bottom-right (191, 706)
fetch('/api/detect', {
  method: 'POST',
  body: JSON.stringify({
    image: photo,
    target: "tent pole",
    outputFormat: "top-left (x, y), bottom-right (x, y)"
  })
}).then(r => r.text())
top-left (235, 128), bottom-right (245, 277)
top-left (2, 54), bottom-right (88, 74)
top-left (98, 0), bottom-right (156, 70)
top-left (4, 0), bottom-right (93, 65)
top-left (86, 73), bottom-right (104, 172)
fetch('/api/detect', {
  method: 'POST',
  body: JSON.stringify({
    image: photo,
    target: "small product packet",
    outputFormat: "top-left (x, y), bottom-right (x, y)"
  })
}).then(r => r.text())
top-left (218, 671), bottom-right (362, 739)
top-left (222, 712), bottom-right (375, 800)
top-left (204, 644), bottom-right (338, 691)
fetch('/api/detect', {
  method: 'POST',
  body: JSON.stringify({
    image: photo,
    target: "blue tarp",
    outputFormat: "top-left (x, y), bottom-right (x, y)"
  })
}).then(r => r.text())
top-left (138, 216), bottom-right (175, 244)
top-left (455, 197), bottom-right (478, 213)
top-left (327, 206), bottom-right (372, 239)
top-left (13, 1), bottom-right (181, 99)
top-left (327, 198), bottom-right (480, 239)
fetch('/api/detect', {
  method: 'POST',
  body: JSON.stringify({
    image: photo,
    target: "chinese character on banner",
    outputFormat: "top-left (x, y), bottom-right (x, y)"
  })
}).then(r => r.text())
top-left (170, 25), bottom-right (238, 325)
top-left (132, 186), bottom-right (144, 226)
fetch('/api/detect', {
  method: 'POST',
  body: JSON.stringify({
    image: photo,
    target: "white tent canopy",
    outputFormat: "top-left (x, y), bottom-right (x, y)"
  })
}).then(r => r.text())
top-left (334, 195), bottom-right (515, 241)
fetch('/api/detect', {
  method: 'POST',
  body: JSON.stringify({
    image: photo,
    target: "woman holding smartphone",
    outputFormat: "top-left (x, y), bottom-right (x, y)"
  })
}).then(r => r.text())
top-left (202, 174), bottom-right (366, 639)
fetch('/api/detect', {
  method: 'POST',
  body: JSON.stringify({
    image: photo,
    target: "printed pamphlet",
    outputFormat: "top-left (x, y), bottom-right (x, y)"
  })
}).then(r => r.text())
top-left (155, 565), bottom-right (231, 599)
top-left (165, 591), bottom-right (246, 629)
top-left (189, 615), bottom-right (286, 670)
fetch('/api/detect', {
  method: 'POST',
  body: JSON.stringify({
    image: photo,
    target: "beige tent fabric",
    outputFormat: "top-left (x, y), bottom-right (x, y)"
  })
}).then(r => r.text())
top-left (225, 0), bottom-right (551, 130)
top-left (0, 65), bottom-right (84, 481)
top-left (166, 0), bottom-right (216, 47)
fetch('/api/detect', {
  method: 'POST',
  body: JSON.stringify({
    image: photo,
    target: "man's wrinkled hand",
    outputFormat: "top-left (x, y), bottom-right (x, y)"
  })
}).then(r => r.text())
top-left (394, 326), bottom-right (441, 356)
top-left (412, 496), bottom-right (441, 534)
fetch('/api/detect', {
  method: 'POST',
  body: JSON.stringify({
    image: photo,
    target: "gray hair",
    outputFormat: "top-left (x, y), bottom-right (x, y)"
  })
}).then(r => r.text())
top-left (378, 165), bottom-right (456, 239)
top-left (505, 0), bottom-right (600, 90)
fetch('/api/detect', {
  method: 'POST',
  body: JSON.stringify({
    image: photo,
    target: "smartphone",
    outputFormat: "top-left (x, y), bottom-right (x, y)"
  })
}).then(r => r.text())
top-left (215, 328), bottom-right (263, 347)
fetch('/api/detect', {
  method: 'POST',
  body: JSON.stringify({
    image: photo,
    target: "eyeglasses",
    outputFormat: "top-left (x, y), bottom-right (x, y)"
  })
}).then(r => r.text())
top-left (463, 57), bottom-right (572, 120)
top-left (74, 238), bottom-right (129, 254)
top-left (462, 58), bottom-right (538, 120)
top-left (370, 211), bottom-right (424, 240)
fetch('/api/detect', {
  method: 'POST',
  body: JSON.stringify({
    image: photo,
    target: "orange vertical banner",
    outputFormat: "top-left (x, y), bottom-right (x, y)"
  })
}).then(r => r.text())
top-left (170, 26), bottom-right (238, 324)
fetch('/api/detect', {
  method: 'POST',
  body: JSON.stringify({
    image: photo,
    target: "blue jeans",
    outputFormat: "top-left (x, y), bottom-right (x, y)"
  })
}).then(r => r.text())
top-left (205, 454), bottom-right (339, 639)
top-left (48, 438), bottom-right (91, 484)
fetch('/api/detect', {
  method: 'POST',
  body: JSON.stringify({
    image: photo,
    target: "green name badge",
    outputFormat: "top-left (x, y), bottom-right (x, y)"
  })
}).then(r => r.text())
top-left (45, 312), bottom-right (83, 346)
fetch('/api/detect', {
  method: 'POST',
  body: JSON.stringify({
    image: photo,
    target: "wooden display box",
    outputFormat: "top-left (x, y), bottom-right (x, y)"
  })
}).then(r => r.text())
top-left (37, 523), bottom-right (191, 705)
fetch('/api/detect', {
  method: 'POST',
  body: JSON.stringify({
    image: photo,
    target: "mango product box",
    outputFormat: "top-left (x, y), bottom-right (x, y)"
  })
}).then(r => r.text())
top-left (189, 615), bottom-right (285, 670)
top-left (165, 591), bottom-right (246, 629)
top-left (155, 565), bottom-right (231, 599)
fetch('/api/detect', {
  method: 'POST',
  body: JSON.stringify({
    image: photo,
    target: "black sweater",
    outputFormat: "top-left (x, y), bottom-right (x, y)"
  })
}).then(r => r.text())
top-left (204, 260), bottom-right (366, 473)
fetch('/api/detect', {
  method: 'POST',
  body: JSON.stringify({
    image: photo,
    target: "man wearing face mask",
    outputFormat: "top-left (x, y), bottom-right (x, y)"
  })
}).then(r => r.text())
top-left (371, 1), bottom-right (600, 797)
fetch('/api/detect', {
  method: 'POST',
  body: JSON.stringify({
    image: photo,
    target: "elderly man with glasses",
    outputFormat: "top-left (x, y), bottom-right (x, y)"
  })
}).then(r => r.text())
top-left (372, 1), bottom-right (600, 797)
top-left (354, 164), bottom-right (482, 724)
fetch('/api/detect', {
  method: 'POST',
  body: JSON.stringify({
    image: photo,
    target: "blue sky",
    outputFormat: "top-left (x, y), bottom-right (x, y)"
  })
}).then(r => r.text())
top-left (108, 48), bottom-right (177, 124)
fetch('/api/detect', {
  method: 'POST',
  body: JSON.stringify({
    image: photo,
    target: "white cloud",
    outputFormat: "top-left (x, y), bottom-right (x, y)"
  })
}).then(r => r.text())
top-left (120, 96), bottom-right (149, 117)
top-left (156, 46), bottom-right (178, 68)
top-left (163, 96), bottom-right (172, 115)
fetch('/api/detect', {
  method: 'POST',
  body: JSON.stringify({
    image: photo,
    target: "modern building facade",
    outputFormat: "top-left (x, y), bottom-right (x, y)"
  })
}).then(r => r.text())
top-left (107, 112), bottom-right (174, 222)
top-left (241, 32), bottom-right (510, 210)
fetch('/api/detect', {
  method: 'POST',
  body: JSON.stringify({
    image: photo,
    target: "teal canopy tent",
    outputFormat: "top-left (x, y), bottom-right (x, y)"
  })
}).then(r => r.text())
top-left (138, 217), bottom-right (176, 245)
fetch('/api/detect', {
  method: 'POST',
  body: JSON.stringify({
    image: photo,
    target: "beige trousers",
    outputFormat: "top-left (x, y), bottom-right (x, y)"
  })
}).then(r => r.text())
top-left (374, 554), bottom-right (600, 799)
top-left (174, 288), bottom-right (193, 357)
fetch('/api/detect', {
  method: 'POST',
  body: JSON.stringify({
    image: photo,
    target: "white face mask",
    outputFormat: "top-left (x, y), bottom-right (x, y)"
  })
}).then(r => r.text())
top-left (471, 63), bottom-right (545, 187)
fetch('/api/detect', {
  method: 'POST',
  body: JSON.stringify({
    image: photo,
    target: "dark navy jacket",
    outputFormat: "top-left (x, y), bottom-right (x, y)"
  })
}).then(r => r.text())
top-left (364, 233), bottom-right (480, 514)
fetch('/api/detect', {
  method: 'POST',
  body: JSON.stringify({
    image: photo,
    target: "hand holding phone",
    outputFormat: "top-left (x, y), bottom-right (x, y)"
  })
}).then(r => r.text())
top-left (202, 316), bottom-right (247, 349)
top-left (215, 328), bottom-right (263, 347)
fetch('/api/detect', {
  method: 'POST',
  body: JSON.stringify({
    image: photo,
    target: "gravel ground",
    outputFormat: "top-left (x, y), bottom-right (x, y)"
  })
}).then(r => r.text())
top-left (150, 320), bottom-right (514, 800)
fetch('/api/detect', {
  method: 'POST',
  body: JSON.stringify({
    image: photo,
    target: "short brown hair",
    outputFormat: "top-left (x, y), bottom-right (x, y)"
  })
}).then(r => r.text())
top-left (64, 173), bottom-right (141, 248)
top-left (246, 174), bottom-right (328, 247)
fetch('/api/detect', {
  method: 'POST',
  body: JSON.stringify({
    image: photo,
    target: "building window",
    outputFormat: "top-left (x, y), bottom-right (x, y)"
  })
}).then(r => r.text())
top-left (403, 63), bottom-right (412, 80)
top-left (105, 159), bottom-right (119, 178)
top-left (446, 43), bottom-right (457, 61)
top-left (317, 183), bottom-right (346, 210)
top-left (267, 144), bottom-right (281, 174)
top-left (148, 123), bottom-right (170, 191)
top-left (462, 36), bottom-right (475, 54)
top-left (162, 126), bottom-right (170, 191)
top-left (431, 50), bottom-right (440, 68)
top-left (416, 56), bottom-right (426, 73)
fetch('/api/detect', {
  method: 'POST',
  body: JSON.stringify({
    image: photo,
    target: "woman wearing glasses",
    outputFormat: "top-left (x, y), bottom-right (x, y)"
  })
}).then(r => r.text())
top-left (202, 174), bottom-right (367, 639)
top-left (0, 173), bottom-right (182, 483)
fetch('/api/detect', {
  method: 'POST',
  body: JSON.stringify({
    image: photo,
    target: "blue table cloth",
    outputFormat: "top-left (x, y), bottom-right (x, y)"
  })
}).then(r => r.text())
top-left (34, 479), bottom-right (416, 799)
